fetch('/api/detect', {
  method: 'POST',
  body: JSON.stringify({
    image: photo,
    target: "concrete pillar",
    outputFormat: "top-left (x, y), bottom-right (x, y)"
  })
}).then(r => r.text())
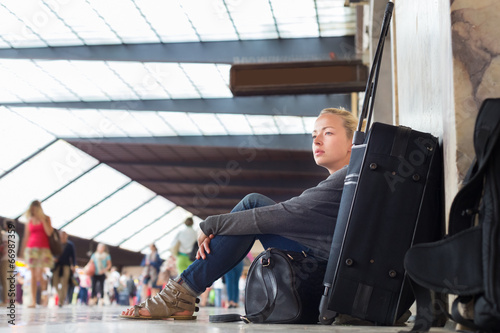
top-left (391, 0), bottom-right (500, 218)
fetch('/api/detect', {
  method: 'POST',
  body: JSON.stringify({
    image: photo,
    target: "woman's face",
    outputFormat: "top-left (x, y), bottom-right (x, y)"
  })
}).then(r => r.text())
top-left (97, 244), bottom-right (105, 253)
top-left (312, 113), bottom-right (352, 174)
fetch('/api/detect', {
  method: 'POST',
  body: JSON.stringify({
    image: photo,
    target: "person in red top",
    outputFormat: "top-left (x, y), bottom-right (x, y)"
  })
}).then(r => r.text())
top-left (20, 200), bottom-right (55, 308)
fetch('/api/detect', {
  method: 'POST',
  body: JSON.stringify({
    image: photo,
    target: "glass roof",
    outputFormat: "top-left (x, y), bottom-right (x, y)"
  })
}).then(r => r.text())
top-left (0, 0), bottom-right (355, 48)
top-left (0, 0), bottom-right (356, 259)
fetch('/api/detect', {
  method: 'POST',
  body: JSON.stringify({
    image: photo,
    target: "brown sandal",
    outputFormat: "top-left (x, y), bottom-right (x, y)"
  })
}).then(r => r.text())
top-left (119, 279), bottom-right (198, 320)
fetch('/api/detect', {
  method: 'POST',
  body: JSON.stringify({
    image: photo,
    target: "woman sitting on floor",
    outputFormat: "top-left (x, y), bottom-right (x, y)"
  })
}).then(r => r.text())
top-left (120, 107), bottom-right (357, 320)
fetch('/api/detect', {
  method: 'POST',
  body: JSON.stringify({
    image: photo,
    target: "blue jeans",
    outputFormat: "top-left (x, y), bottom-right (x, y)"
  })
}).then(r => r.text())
top-left (181, 193), bottom-right (310, 294)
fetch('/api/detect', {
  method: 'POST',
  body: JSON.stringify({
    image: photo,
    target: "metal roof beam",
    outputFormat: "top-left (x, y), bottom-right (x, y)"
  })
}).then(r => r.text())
top-left (104, 160), bottom-right (322, 175)
top-left (3, 94), bottom-right (351, 117)
top-left (138, 178), bottom-right (315, 189)
top-left (0, 37), bottom-right (355, 63)
top-left (67, 134), bottom-right (314, 151)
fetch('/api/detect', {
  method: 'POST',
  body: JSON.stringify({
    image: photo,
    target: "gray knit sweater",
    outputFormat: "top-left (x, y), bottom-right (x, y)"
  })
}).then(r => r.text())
top-left (199, 166), bottom-right (347, 260)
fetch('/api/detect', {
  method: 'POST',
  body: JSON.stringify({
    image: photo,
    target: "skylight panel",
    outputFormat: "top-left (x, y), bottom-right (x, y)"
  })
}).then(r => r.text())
top-left (12, 107), bottom-right (84, 138)
top-left (37, 60), bottom-right (110, 101)
top-left (62, 181), bottom-right (155, 239)
top-left (44, 164), bottom-right (131, 229)
top-left (0, 107), bottom-right (54, 174)
top-left (157, 112), bottom-right (202, 136)
top-left (270, 0), bottom-right (318, 38)
top-left (135, 0), bottom-right (199, 42)
top-left (227, 0), bottom-right (278, 40)
top-left (0, 140), bottom-right (98, 219)
top-left (143, 63), bottom-right (200, 99)
top-left (0, 61), bottom-right (47, 102)
top-left (131, 111), bottom-right (178, 137)
top-left (94, 196), bottom-right (177, 246)
top-left (13, 60), bottom-right (59, 92)
top-left (302, 116), bottom-right (317, 134)
top-left (246, 115), bottom-right (279, 135)
top-left (44, 0), bottom-right (120, 45)
top-left (0, 1), bottom-right (47, 47)
top-left (21, 3), bottom-right (80, 46)
top-left (181, 63), bottom-right (233, 98)
top-left (317, 0), bottom-right (356, 36)
top-left (215, 114), bottom-right (253, 135)
top-left (87, 0), bottom-right (159, 43)
top-left (8, 60), bottom-right (75, 101)
top-left (71, 109), bottom-right (127, 137)
top-left (215, 64), bottom-right (231, 86)
top-left (278, 22), bottom-right (319, 38)
top-left (0, 90), bottom-right (21, 103)
top-left (181, 0), bottom-right (238, 41)
top-left (274, 115), bottom-right (310, 134)
top-left (98, 110), bottom-right (151, 136)
top-left (188, 113), bottom-right (227, 135)
top-left (107, 62), bottom-right (170, 99)
top-left (69, 61), bottom-right (136, 100)
top-left (119, 205), bottom-right (185, 253)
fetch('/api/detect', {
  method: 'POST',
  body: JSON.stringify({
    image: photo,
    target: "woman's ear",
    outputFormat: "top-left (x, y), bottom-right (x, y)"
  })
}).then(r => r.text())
top-left (347, 142), bottom-right (353, 153)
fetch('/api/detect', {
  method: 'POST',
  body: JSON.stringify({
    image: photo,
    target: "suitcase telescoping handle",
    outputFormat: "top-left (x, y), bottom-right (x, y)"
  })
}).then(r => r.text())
top-left (352, 1), bottom-right (394, 146)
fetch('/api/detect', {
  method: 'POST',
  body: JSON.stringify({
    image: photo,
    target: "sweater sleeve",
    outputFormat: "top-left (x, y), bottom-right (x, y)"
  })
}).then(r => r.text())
top-left (199, 166), bottom-right (347, 242)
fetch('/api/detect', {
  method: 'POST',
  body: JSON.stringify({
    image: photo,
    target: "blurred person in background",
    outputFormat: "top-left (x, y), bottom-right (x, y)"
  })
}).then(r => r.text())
top-left (19, 200), bottom-right (55, 308)
top-left (126, 274), bottom-right (137, 306)
top-left (1, 219), bottom-right (19, 306)
top-left (141, 243), bottom-right (163, 297)
top-left (170, 217), bottom-right (197, 275)
top-left (108, 266), bottom-right (121, 305)
top-left (52, 230), bottom-right (76, 307)
top-left (77, 268), bottom-right (91, 305)
top-left (88, 243), bottom-right (111, 306)
top-left (224, 259), bottom-right (244, 308)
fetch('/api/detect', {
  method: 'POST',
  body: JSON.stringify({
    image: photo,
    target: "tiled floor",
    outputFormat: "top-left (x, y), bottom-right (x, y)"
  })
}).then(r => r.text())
top-left (1, 304), bottom-right (456, 333)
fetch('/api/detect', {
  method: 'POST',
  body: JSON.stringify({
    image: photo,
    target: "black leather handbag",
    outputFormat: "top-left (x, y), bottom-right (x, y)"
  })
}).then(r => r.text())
top-left (209, 248), bottom-right (326, 324)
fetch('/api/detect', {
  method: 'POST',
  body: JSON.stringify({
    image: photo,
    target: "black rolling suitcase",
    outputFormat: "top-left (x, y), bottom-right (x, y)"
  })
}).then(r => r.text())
top-left (318, 1), bottom-right (444, 326)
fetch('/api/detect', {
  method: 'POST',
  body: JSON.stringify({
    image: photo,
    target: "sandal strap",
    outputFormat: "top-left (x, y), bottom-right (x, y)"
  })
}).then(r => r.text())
top-left (142, 279), bottom-right (197, 317)
top-left (133, 304), bottom-right (143, 317)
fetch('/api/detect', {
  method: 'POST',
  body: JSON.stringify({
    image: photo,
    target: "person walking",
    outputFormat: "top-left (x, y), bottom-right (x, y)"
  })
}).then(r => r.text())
top-left (141, 244), bottom-right (163, 297)
top-left (19, 200), bottom-right (55, 308)
top-left (88, 243), bottom-right (111, 306)
top-left (0, 219), bottom-right (19, 306)
top-left (170, 218), bottom-right (197, 275)
top-left (52, 231), bottom-right (76, 307)
top-left (224, 260), bottom-right (244, 308)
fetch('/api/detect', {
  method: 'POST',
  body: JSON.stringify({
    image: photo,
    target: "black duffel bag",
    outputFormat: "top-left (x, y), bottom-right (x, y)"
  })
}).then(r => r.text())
top-left (209, 247), bottom-right (327, 324)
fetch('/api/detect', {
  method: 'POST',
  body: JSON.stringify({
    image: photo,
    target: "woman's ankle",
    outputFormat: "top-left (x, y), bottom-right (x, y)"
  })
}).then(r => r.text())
top-left (173, 277), bottom-right (199, 297)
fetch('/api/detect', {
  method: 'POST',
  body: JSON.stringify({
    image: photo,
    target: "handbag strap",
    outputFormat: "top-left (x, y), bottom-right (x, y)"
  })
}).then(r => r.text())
top-left (208, 253), bottom-right (279, 323)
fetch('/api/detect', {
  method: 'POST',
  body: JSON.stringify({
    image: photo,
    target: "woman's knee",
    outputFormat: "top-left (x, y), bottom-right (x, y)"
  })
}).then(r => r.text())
top-left (239, 193), bottom-right (275, 210)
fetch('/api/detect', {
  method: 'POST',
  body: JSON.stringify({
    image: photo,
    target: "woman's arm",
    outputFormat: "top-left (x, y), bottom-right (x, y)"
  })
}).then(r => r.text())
top-left (42, 216), bottom-right (54, 237)
top-left (200, 170), bottom-right (346, 239)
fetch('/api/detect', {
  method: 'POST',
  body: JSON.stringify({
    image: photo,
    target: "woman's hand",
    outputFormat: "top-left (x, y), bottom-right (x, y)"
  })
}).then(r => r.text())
top-left (196, 232), bottom-right (215, 260)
